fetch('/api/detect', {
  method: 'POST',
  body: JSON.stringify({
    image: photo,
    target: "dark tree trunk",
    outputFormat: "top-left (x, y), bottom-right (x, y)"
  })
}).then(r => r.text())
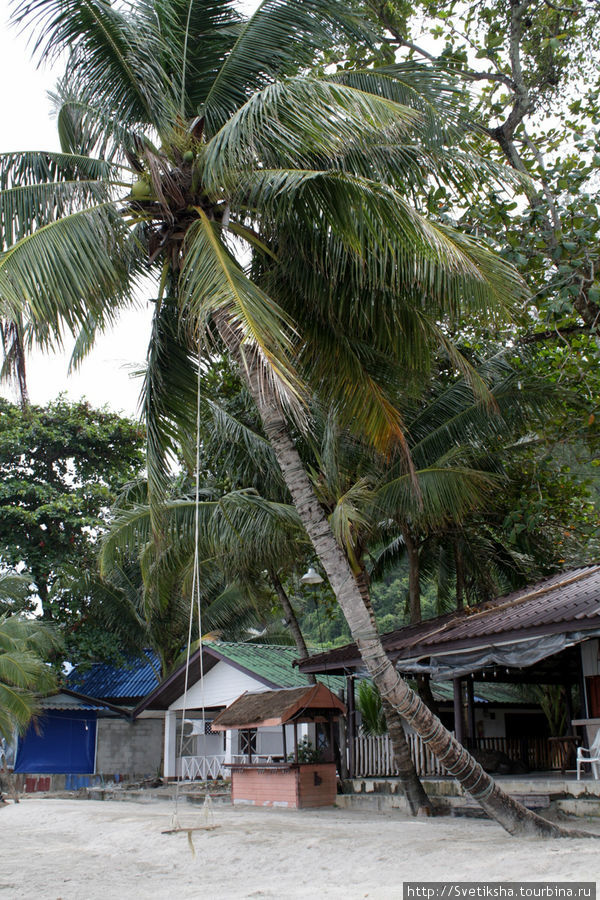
top-left (455, 538), bottom-right (465, 610)
top-left (402, 526), bottom-right (421, 624)
top-left (270, 570), bottom-right (316, 684)
top-left (218, 317), bottom-right (582, 837)
top-left (357, 569), bottom-right (431, 815)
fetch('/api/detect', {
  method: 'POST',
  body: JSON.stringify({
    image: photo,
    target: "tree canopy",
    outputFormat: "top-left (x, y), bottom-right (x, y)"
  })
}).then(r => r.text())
top-left (0, 397), bottom-right (144, 663)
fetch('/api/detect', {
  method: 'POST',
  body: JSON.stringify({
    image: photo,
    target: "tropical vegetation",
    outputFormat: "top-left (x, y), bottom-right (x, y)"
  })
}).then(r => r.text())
top-left (0, 0), bottom-right (597, 836)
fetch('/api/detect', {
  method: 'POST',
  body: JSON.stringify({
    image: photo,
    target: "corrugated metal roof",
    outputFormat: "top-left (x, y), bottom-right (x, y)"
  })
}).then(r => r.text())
top-left (134, 642), bottom-right (345, 714)
top-left (431, 681), bottom-right (535, 705)
top-left (209, 642), bottom-right (345, 691)
top-left (41, 692), bottom-right (104, 711)
top-left (66, 650), bottom-right (161, 701)
top-left (300, 566), bottom-right (600, 673)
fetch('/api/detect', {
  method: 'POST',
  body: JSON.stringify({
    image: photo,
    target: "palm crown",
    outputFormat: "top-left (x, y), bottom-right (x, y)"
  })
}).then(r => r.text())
top-left (1, 0), bottom-right (525, 481)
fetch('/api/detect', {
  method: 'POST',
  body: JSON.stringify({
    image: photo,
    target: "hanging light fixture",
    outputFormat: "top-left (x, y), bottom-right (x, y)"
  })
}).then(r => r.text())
top-left (300, 566), bottom-right (324, 585)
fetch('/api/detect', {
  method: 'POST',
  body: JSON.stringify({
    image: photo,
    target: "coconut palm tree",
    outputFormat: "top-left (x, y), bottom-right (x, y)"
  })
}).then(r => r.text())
top-left (0, 612), bottom-right (59, 742)
top-left (98, 481), bottom-right (308, 675)
top-left (0, 0), bottom-right (570, 834)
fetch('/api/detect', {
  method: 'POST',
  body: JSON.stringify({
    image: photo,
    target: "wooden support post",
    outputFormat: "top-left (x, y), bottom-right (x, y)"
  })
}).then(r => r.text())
top-left (580, 644), bottom-right (589, 718)
top-left (282, 724), bottom-right (287, 760)
top-left (466, 677), bottom-right (476, 748)
top-left (347, 675), bottom-right (356, 778)
top-left (453, 677), bottom-right (464, 745)
top-left (327, 712), bottom-right (335, 763)
top-left (564, 681), bottom-right (574, 735)
top-left (293, 722), bottom-right (298, 763)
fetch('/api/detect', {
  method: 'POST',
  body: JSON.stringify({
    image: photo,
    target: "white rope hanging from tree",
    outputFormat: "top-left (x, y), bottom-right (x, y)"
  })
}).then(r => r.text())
top-left (166, 339), bottom-right (217, 843)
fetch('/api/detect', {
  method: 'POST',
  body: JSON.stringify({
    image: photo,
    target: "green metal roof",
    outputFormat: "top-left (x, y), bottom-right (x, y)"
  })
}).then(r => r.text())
top-left (431, 680), bottom-right (535, 705)
top-left (207, 642), bottom-right (345, 694)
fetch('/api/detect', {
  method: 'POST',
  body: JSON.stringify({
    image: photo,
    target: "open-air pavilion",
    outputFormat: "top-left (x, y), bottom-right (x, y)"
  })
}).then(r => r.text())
top-left (297, 566), bottom-right (600, 778)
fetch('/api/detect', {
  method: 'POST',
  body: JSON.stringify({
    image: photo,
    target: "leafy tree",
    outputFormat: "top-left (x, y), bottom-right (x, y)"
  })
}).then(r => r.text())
top-left (0, 0), bottom-right (572, 834)
top-left (0, 398), bottom-right (144, 638)
top-left (362, 1), bottom-right (600, 363)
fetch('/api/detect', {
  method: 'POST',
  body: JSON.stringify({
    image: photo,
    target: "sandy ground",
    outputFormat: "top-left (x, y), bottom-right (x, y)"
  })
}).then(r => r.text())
top-left (1, 798), bottom-right (599, 900)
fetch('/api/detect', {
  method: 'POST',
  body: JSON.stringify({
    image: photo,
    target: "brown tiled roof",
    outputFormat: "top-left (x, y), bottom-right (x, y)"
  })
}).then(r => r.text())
top-left (298, 566), bottom-right (600, 674)
top-left (211, 683), bottom-right (346, 729)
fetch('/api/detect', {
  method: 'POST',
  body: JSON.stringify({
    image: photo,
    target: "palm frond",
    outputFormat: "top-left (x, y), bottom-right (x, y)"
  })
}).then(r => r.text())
top-left (180, 212), bottom-right (304, 415)
top-left (375, 466), bottom-right (499, 529)
top-left (12, 0), bottom-right (172, 127)
top-left (202, 0), bottom-right (371, 134)
top-left (139, 297), bottom-right (200, 507)
top-left (0, 203), bottom-right (133, 343)
top-left (0, 150), bottom-right (122, 190)
top-left (0, 179), bottom-right (121, 246)
top-left (238, 168), bottom-right (525, 317)
top-left (147, 0), bottom-right (241, 118)
top-left (203, 77), bottom-right (419, 188)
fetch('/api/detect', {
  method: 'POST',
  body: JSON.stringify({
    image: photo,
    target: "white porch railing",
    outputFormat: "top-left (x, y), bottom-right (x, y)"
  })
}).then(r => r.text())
top-left (354, 733), bottom-right (446, 777)
top-left (178, 755), bottom-right (226, 780)
top-left (228, 754), bottom-right (284, 765)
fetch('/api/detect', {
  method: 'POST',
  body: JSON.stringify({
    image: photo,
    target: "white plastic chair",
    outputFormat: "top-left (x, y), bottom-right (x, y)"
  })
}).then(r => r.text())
top-left (576, 730), bottom-right (600, 780)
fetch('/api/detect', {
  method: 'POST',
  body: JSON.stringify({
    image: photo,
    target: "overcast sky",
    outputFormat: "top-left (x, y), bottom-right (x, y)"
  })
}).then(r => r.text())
top-left (0, 0), bottom-right (153, 418)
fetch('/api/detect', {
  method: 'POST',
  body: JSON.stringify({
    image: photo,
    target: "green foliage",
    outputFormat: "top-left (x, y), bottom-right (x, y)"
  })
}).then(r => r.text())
top-left (356, 679), bottom-right (388, 736)
top-left (0, 614), bottom-right (61, 740)
top-left (533, 685), bottom-right (568, 737)
top-left (0, 397), bottom-right (144, 664)
top-left (0, 571), bottom-right (32, 616)
top-left (288, 736), bottom-right (321, 763)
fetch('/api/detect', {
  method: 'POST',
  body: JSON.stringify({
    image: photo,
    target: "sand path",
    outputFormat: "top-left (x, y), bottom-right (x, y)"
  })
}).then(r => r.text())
top-left (1, 799), bottom-right (598, 899)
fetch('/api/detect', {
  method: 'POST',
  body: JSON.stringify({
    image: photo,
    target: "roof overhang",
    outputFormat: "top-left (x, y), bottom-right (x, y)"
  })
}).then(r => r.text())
top-left (132, 644), bottom-right (282, 717)
top-left (297, 567), bottom-right (600, 677)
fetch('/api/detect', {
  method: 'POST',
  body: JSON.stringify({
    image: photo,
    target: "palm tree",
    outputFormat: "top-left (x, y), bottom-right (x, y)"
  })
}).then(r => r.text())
top-left (99, 480), bottom-right (310, 676)
top-left (370, 351), bottom-right (554, 622)
top-left (0, 314), bottom-right (29, 408)
top-left (0, 612), bottom-right (59, 742)
top-left (0, 0), bottom-right (568, 834)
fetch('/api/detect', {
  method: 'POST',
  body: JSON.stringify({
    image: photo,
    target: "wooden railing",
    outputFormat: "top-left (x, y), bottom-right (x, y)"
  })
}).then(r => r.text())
top-left (354, 733), bottom-right (445, 777)
top-left (353, 733), bottom-right (564, 777)
top-left (179, 755), bottom-right (226, 780)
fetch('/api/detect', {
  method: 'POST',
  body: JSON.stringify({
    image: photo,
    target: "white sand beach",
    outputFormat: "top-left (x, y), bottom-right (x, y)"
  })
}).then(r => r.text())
top-left (1, 799), bottom-right (599, 900)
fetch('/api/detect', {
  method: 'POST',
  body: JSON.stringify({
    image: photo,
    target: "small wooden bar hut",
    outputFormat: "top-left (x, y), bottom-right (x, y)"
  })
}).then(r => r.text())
top-left (211, 683), bottom-right (346, 808)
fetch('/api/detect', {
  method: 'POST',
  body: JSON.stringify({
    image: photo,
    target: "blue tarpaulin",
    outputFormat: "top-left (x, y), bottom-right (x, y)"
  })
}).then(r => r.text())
top-left (14, 710), bottom-right (97, 774)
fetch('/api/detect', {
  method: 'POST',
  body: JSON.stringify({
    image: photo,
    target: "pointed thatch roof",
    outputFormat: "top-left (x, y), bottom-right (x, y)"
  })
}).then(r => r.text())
top-left (211, 683), bottom-right (346, 730)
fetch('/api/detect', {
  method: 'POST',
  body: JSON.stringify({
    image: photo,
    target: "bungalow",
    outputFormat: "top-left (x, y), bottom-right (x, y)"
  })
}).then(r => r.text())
top-left (14, 651), bottom-right (162, 786)
top-left (297, 566), bottom-right (600, 775)
top-left (134, 641), bottom-right (343, 781)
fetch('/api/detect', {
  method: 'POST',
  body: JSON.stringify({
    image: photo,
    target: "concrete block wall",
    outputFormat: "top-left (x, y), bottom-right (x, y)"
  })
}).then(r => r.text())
top-left (96, 718), bottom-right (163, 778)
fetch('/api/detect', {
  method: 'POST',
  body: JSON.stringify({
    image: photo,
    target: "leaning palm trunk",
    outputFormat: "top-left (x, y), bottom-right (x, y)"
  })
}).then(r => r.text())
top-left (220, 326), bottom-right (577, 837)
top-left (380, 697), bottom-right (432, 815)
top-left (356, 570), bottom-right (431, 814)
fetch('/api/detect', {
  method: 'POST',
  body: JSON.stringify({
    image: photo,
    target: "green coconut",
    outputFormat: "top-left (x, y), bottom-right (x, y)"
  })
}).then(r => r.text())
top-left (182, 150), bottom-right (195, 164)
top-left (130, 178), bottom-right (153, 200)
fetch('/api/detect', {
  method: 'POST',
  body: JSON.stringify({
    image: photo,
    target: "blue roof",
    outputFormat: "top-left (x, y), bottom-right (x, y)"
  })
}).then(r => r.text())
top-left (66, 651), bottom-right (161, 701)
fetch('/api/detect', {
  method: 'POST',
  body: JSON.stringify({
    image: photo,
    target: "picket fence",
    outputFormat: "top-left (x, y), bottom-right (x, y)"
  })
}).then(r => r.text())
top-left (353, 733), bottom-right (557, 777)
